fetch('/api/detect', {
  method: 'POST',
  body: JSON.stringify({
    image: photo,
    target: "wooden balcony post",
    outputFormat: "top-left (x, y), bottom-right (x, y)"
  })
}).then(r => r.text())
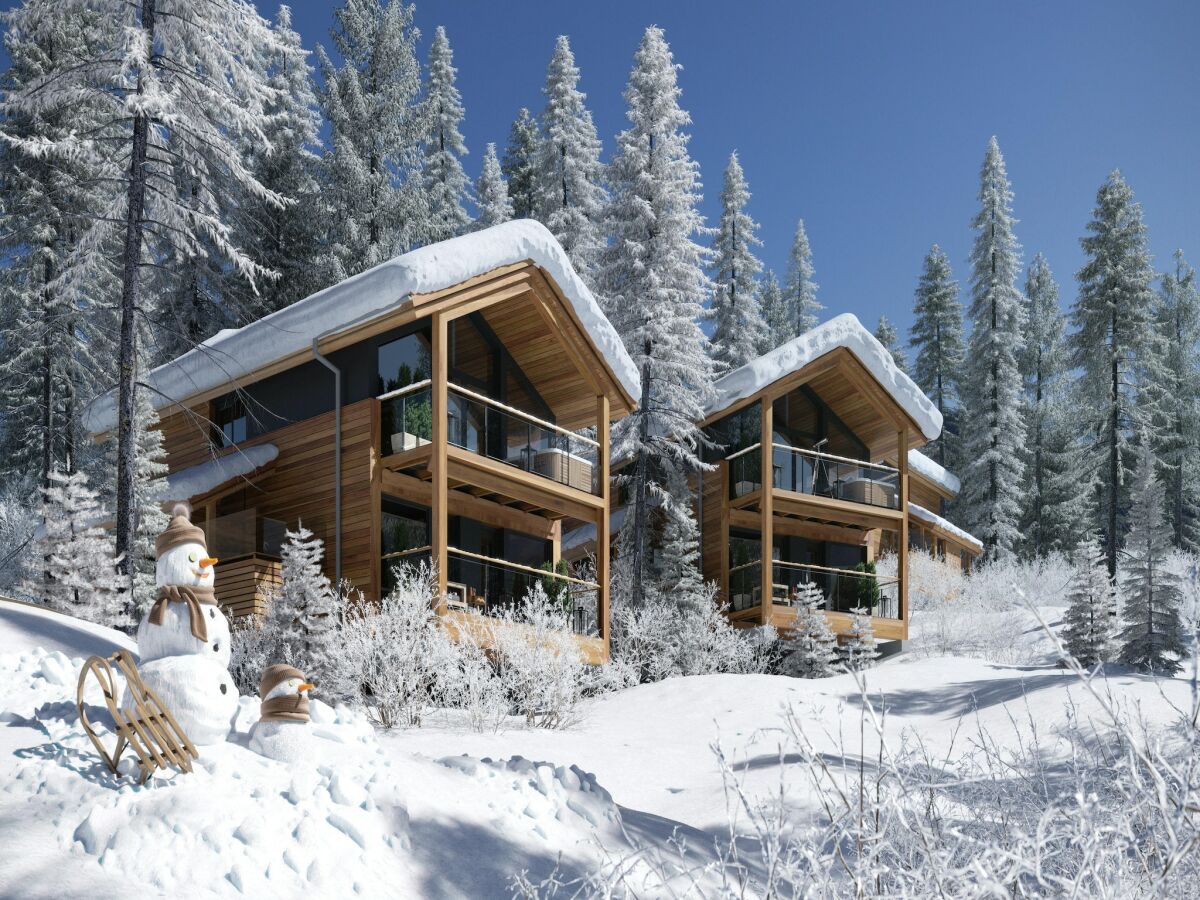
top-left (431, 313), bottom-right (449, 610)
top-left (760, 399), bottom-right (774, 625)
top-left (596, 392), bottom-right (611, 659)
top-left (898, 427), bottom-right (909, 638)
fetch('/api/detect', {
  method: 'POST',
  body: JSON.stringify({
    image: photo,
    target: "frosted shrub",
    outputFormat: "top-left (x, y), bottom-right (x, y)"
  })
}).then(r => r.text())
top-left (493, 584), bottom-right (589, 729)
top-left (445, 621), bottom-right (509, 734)
top-left (340, 563), bottom-right (461, 729)
top-left (842, 607), bottom-right (879, 670)
top-left (779, 581), bottom-right (838, 678)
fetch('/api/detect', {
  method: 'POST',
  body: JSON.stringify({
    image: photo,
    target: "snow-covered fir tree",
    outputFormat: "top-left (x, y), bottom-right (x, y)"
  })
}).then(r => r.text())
top-left (473, 143), bottom-right (513, 230)
top-left (782, 581), bottom-right (839, 678)
top-left (241, 4), bottom-right (326, 316)
top-left (874, 315), bottom-right (907, 374)
top-left (599, 27), bottom-right (716, 607)
top-left (708, 152), bottom-right (767, 371)
top-left (1148, 251), bottom-right (1200, 553)
top-left (959, 137), bottom-right (1027, 560)
top-left (536, 35), bottom-right (607, 282)
top-left (123, 382), bottom-right (168, 610)
top-left (24, 470), bottom-right (125, 626)
top-left (757, 270), bottom-right (789, 352)
top-left (843, 607), bottom-right (880, 671)
top-left (318, 0), bottom-right (425, 280)
top-left (420, 26), bottom-right (471, 243)
top-left (501, 107), bottom-right (539, 221)
top-left (909, 244), bottom-right (965, 469)
top-left (1061, 536), bottom-right (1117, 668)
top-left (3, 0), bottom-right (286, 584)
top-left (1070, 171), bottom-right (1159, 575)
top-left (784, 219), bottom-right (821, 339)
top-left (646, 468), bottom-right (707, 608)
top-left (1118, 443), bottom-right (1186, 675)
top-left (1020, 253), bottom-right (1084, 556)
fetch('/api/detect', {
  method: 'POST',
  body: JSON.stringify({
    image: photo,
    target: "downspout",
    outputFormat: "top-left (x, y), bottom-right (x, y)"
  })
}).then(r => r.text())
top-left (313, 338), bottom-right (342, 584)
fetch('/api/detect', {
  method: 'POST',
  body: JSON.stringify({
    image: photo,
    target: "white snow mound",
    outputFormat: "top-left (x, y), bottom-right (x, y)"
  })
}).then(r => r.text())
top-left (83, 220), bottom-right (638, 434)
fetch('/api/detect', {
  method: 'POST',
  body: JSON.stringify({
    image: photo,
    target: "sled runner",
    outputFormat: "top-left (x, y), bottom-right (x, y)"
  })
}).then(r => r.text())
top-left (76, 650), bottom-right (199, 784)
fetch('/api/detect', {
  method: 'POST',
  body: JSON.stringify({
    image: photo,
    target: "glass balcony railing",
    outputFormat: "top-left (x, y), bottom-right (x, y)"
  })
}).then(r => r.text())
top-left (201, 508), bottom-right (285, 560)
top-left (727, 559), bottom-right (901, 619)
top-left (377, 381), bottom-right (600, 496)
top-left (727, 443), bottom-right (899, 510)
top-left (379, 548), bottom-right (599, 637)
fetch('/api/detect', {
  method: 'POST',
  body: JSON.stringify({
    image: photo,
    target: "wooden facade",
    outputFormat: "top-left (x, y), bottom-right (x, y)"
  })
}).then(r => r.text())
top-left (905, 462), bottom-right (982, 572)
top-left (137, 261), bottom-right (635, 664)
top-left (699, 347), bottom-right (932, 642)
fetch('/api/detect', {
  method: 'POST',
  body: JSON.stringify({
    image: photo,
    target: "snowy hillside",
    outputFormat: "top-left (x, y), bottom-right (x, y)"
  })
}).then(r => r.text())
top-left (0, 599), bottom-right (1194, 898)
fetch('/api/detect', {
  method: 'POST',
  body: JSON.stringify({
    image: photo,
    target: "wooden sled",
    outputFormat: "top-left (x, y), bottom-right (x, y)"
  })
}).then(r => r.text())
top-left (76, 650), bottom-right (199, 785)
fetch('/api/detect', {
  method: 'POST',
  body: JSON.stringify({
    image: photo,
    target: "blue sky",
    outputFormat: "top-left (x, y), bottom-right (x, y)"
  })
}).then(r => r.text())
top-left (7, 1), bottom-right (1200, 336)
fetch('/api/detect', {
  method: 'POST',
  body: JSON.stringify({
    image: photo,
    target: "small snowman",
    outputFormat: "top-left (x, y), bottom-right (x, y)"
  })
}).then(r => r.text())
top-left (124, 504), bottom-right (238, 745)
top-left (249, 664), bottom-right (315, 762)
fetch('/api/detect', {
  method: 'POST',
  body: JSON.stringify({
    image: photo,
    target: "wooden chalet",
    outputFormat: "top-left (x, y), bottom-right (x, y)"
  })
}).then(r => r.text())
top-left (83, 221), bottom-right (639, 663)
top-left (697, 315), bottom-right (947, 642)
top-left (904, 450), bottom-right (983, 572)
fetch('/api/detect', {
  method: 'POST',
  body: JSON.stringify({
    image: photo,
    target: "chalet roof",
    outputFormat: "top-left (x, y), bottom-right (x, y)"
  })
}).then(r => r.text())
top-left (705, 314), bottom-right (943, 442)
top-left (82, 221), bottom-right (639, 435)
top-left (907, 449), bottom-right (961, 496)
top-left (908, 502), bottom-right (983, 553)
top-left (163, 443), bottom-right (279, 504)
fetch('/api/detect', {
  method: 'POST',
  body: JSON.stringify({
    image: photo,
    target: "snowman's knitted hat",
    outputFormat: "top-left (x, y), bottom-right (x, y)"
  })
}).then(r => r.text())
top-left (259, 663), bottom-right (306, 700)
top-left (156, 503), bottom-right (208, 557)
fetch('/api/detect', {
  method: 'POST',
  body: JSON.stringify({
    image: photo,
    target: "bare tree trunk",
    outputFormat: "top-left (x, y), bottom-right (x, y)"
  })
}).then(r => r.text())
top-left (629, 351), bottom-right (652, 609)
top-left (1107, 312), bottom-right (1120, 578)
top-left (115, 0), bottom-right (156, 584)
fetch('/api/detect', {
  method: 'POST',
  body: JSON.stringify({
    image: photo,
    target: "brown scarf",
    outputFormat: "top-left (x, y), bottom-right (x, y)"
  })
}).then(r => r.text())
top-left (148, 584), bottom-right (218, 642)
top-left (259, 693), bottom-right (310, 723)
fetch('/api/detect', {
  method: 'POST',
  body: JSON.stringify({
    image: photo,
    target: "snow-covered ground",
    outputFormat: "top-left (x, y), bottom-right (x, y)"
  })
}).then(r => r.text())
top-left (0, 598), bottom-right (1192, 898)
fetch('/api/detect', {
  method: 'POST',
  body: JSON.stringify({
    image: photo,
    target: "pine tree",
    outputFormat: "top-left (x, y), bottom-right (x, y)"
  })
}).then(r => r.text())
top-left (1020, 254), bottom-right (1082, 556)
top-left (874, 315), bottom-right (907, 374)
top-left (3, 0), bottom-right (287, 586)
top-left (474, 143), bottom-right (513, 230)
top-left (909, 244), bottom-right (964, 468)
top-left (783, 581), bottom-right (839, 678)
top-left (1070, 171), bottom-right (1159, 575)
top-left (536, 35), bottom-right (607, 282)
top-left (784, 219), bottom-right (821, 338)
top-left (1061, 537), bottom-right (1117, 668)
top-left (24, 470), bottom-right (125, 626)
top-left (263, 524), bottom-right (343, 687)
top-left (843, 607), bottom-right (880, 671)
top-left (959, 137), bottom-right (1027, 560)
top-left (1118, 443), bottom-right (1186, 675)
top-left (599, 27), bottom-right (716, 608)
top-left (242, 4), bottom-right (326, 316)
top-left (1149, 251), bottom-right (1200, 552)
top-left (709, 152), bottom-right (766, 371)
top-left (757, 270), bottom-right (789, 352)
top-left (502, 108), bottom-right (539, 220)
top-left (126, 382), bottom-right (168, 610)
top-left (646, 468), bottom-right (707, 608)
top-left (420, 26), bottom-right (470, 243)
top-left (318, 0), bottom-right (425, 280)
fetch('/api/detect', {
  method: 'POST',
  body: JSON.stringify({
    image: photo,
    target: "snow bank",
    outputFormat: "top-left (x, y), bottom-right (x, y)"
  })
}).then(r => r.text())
top-left (908, 449), bottom-right (961, 495)
top-left (163, 444), bottom-right (278, 503)
top-left (908, 501), bottom-right (983, 551)
top-left (706, 314), bottom-right (943, 441)
top-left (83, 220), bottom-right (639, 435)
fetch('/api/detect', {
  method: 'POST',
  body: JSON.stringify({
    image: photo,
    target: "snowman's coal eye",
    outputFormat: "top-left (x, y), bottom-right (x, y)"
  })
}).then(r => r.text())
top-left (209, 609), bottom-right (215, 619)
top-left (220, 683), bottom-right (227, 695)
top-left (212, 642), bottom-right (220, 653)
top-left (188, 551), bottom-right (198, 563)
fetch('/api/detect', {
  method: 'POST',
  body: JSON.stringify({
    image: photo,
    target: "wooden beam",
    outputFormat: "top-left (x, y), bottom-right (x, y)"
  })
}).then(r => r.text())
top-left (770, 490), bottom-right (904, 531)
top-left (596, 392), bottom-right (611, 659)
top-left (445, 446), bottom-right (604, 521)
top-left (729, 508), bottom-right (870, 546)
top-left (381, 470), bottom-right (560, 540)
top-left (898, 424), bottom-right (910, 640)
top-left (760, 400), bottom-right (774, 623)
top-left (431, 313), bottom-right (449, 609)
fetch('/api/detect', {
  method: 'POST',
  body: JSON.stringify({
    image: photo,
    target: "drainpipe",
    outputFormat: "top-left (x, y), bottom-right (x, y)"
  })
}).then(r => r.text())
top-left (313, 338), bottom-right (342, 584)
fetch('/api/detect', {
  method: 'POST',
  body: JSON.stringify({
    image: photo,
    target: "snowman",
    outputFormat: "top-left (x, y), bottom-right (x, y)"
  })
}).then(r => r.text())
top-left (124, 504), bottom-right (239, 745)
top-left (248, 664), bottom-right (315, 762)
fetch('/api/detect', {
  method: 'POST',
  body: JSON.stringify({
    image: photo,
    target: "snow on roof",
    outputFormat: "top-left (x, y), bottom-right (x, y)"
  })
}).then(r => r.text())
top-left (705, 314), bottom-right (943, 442)
top-left (83, 220), bottom-right (639, 434)
top-left (163, 444), bottom-right (278, 503)
top-left (907, 449), bottom-right (961, 496)
top-left (908, 502), bottom-right (983, 553)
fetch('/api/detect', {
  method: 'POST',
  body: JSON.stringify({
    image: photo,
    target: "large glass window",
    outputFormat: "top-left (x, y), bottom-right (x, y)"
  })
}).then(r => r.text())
top-left (377, 330), bottom-right (432, 395)
top-left (380, 498), bottom-right (430, 596)
top-left (773, 385), bottom-right (868, 460)
top-left (212, 393), bottom-right (247, 446)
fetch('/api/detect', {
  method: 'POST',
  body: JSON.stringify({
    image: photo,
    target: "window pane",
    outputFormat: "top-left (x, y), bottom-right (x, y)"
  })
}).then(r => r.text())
top-left (377, 331), bottom-right (432, 394)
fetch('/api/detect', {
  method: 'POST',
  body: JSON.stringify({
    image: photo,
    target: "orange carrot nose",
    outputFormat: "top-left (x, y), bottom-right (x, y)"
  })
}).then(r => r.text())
top-left (200, 557), bottom-right (219, 568)
top-left (298, 683), bottom-right (315, 693)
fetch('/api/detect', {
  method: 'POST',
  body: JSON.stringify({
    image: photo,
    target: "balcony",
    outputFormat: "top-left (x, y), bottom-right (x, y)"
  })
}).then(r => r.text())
top-left (379, 381), bottom-right (600, 495)
top-left (728, 559), bottom-right (900, 619)
top-left (727, 443), bottom-right (899, 510)
top-left (380, 546), bottom-right (599, 637)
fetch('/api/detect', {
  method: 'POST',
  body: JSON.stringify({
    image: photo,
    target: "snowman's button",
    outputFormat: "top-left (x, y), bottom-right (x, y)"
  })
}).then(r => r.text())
top-left (220, 683), bottom-right (228, 695)
top-left (210, 609), bottom-right (216, 619)
top-left (213, 642), bottom-right (220, 653)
